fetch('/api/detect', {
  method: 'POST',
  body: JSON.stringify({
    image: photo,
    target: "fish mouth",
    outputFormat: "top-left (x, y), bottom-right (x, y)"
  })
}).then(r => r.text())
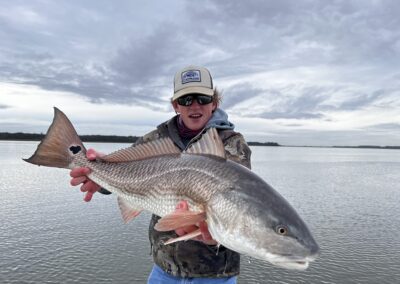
top-left (271, 260), bottom-right (310, 270)
top-left (270, 254), bottom-right (318, 270)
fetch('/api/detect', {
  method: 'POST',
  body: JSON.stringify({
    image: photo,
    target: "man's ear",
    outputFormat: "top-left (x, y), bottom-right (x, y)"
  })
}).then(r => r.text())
top-left (172, 101), bottom-right (179, 113)
top-left (212, 101), bottom-right (218, 111)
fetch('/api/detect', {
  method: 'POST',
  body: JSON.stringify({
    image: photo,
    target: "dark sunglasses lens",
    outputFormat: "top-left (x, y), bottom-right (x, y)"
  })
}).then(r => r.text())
top-left (177, 96), bottom-right (193, 106)
top-left (177, 95), bottom-right (213, 106)
top-left (196, 95), bottom-right (213, 105)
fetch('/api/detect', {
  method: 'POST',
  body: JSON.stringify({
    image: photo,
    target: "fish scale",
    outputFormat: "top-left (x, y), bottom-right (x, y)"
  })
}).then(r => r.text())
top-left (72, 152), bottom-right (237, 217)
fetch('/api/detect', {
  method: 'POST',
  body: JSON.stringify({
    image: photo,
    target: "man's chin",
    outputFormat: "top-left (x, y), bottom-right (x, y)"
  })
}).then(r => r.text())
top-left (186, 121), bottom-right (206, 131)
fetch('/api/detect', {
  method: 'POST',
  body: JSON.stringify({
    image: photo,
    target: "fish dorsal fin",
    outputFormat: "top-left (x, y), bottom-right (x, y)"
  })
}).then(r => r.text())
top-left (184, 128), bottom-right (226, 159)
top-left (100, 137), bottom-right (180, 162)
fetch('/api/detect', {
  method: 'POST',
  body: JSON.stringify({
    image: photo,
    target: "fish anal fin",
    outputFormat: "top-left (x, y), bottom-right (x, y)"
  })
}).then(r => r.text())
top-left (163, 229), bottom-right (202, 245)
top-left (154, 211), bottom-right (206, 232)
top-left (100, 138), bottom-right (180, 163)
top-left (184, 128), bottom-right (226, 159)
top-left (117, 197), bottom-right (142, 223)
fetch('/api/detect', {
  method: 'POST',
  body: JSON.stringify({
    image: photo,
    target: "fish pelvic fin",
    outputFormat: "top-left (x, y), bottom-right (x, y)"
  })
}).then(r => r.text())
top-left (163, 229), bottom-right (202, 245)
top-left (154, 211), bottom-right (206, 232)
top-left (23, 107), bottom-right (86, 169)
top-left (117, 197), bottom-right (142, 223)
top-left (184, 128), bottom-right (226, 159)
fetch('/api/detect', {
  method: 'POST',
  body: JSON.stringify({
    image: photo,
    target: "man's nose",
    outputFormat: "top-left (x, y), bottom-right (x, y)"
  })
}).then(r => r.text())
top-left (189, 100), bottom-right (201, 108)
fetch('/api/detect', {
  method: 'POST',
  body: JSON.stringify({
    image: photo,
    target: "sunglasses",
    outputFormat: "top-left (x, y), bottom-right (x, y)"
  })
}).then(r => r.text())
top-left (177, 94), bottom-right (213, 106)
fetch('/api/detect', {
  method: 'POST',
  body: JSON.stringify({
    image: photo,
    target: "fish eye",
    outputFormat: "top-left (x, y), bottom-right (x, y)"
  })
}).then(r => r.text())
top-left (275, 225), bottom-right (288, 236)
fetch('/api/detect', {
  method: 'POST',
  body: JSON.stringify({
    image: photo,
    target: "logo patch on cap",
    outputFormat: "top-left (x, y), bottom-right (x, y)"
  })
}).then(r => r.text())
top-left (181, 70), bottom-right (201, 84)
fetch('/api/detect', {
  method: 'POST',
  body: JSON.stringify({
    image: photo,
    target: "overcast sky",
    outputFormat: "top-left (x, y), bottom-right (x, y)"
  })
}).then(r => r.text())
top-left (1, 0), bottom-right (399, 146)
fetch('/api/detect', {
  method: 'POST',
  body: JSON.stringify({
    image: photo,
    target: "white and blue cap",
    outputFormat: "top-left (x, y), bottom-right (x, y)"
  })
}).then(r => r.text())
top-left (173, 65), bottom-right (214, 101)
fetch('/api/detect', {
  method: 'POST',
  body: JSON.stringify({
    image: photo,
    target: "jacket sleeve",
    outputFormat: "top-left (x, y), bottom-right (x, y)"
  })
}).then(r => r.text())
top-left (223, 133), bottom-right (252, 169)
top-left (134, 129), bottom-right (161, 145)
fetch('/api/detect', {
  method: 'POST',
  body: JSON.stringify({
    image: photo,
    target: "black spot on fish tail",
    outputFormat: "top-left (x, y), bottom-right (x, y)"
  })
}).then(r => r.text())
top-left (69, 145), bottom-right (82, 154)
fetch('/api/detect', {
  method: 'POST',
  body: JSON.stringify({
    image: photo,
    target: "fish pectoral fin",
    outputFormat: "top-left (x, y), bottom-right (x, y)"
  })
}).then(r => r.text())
top-left (154, 211), bottom-right (206, 232)
top-left (163, 229), bottom-right (202, 245)
top-left (117, 197), bottom-right (142, 223)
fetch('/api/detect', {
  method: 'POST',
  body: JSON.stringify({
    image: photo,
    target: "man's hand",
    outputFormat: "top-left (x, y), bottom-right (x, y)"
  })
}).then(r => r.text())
top-left (174, 200), bottom-right (218, 245)
top-left (69, 148), bottom-right (102, 202)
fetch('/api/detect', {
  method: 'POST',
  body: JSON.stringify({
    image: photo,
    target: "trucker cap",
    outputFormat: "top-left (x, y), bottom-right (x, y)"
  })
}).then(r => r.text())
top-left (173, 65), bottom-right (214, 101)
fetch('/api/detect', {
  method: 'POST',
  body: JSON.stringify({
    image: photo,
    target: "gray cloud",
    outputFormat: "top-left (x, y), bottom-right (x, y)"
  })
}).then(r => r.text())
top-left (286, 88), bottom-right (329, 114)
top-left (368, 123), bottom-right (400, 131)
top-left (109, 25), bottom-right (180, 85)
top-left (0, 104), bottom-right (10, 109)
top-left (184, 0), bottom-right (400, 77)
top-left (233, 84), bottom-right (334, 119)
top-left (1, 0), bottom-right (399, 146)
top-left (221, 83), bottom-right (265, 109)
top-left (222, 83), bottom-right (329, 119)
top-left (2, 0), bottom-right (399, 104)
top-left (339, 89), bottom-right (387, 110)
top-left (257, 111), bottom-right (323, 120)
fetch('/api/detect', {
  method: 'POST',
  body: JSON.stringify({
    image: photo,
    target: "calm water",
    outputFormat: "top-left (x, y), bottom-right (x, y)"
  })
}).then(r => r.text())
top-left (1, 141), bottom-right (399, 283)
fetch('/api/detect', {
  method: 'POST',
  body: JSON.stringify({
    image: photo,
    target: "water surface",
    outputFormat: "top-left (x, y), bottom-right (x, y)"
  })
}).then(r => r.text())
top-left (1, 141), bottom-right (399, 283)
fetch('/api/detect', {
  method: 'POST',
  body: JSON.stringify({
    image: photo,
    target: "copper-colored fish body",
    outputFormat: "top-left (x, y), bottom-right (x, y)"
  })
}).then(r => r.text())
top-left (24, 107), bottom-right (319, 270)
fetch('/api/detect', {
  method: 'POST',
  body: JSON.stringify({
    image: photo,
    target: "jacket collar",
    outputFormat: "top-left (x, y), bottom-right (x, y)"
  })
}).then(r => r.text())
top-left (156, 108), bottom-right (235, 151)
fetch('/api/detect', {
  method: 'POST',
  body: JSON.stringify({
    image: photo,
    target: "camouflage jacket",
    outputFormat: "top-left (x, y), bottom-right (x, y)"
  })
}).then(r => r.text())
top-left (134, 115), bottom-right (252, 278)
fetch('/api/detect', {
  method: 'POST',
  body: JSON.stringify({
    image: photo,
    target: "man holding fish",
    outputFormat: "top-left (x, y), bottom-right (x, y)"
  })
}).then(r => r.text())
top-left (25, 66), bottom-right (319, 282)
top-left (69, 66), bottom-right (252, 283)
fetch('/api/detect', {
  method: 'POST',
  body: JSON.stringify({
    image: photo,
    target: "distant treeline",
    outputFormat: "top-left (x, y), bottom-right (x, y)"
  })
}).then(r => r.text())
top-left (333, 145), bottom-right (400, 150)
top-left (247, 141), bottom-right (280, 146)
top-left (0, 132), bottom-right (281, 146)
top-left (2, 132), bottom-right (398, 149)
top-left (0, 132), bottom-right (139, 143)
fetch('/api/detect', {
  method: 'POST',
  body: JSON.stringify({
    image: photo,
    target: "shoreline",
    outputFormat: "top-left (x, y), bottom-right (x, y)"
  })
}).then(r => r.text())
top-left (1, 133), bottom-right (399, 150)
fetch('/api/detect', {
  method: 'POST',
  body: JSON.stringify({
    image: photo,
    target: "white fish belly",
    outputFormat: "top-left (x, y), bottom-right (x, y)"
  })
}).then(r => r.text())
top-left (89, 174), bottom-right (204, 217)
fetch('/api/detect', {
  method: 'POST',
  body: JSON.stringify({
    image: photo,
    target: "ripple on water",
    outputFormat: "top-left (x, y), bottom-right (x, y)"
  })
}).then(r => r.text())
top-left (1, 143), bottom-right (400, 283)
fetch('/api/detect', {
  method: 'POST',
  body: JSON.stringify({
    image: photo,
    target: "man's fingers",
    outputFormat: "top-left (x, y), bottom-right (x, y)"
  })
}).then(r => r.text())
top-left (175, 224), bottom-right (198, 236)
top-left (173, 200), bottom-right (194, 236)
top-left (70, 176), bottom-right (87, 186)
top-left (86, 149), bottom-right (98, 160)
top-left (84, 191), bottom-right (94, 202)
top-left (175, 228), bottom-right (186, 236)
top-left (70, 167), bottom-right (91, 178)
top-left (176, 223), bottom-right (218, 245)
top-left (175, 200), bottom-right (189, 211)
top-left (68, 152), bottom-right (101, 203)
top-left (80, 181), bottom-right (99, 193)
top-left (86, 148), bottom-right (105, 160)
top-left (185, 225), bottom-right (199, 233)
top-left (199, 221), bottom-right (218, 244)
top-left (199, 221), bottom-right (213, 241)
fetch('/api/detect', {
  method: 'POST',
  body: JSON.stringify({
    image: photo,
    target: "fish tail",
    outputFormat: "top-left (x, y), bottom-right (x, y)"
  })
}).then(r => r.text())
top-left (23, 107), bottom-right (86, 169)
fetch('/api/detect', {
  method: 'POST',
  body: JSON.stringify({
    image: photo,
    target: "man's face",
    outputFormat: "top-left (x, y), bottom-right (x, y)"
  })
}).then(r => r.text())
top-left (172, 94), bottom-right (217, 131)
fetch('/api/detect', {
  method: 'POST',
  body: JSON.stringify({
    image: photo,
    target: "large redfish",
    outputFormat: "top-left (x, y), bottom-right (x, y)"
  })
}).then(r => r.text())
top-left (24, 107), bottom-right (319, 270)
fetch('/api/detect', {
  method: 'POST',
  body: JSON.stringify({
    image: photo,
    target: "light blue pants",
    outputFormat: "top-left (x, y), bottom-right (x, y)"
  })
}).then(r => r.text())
top-left (147, 265), bottom-right (237, 284)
